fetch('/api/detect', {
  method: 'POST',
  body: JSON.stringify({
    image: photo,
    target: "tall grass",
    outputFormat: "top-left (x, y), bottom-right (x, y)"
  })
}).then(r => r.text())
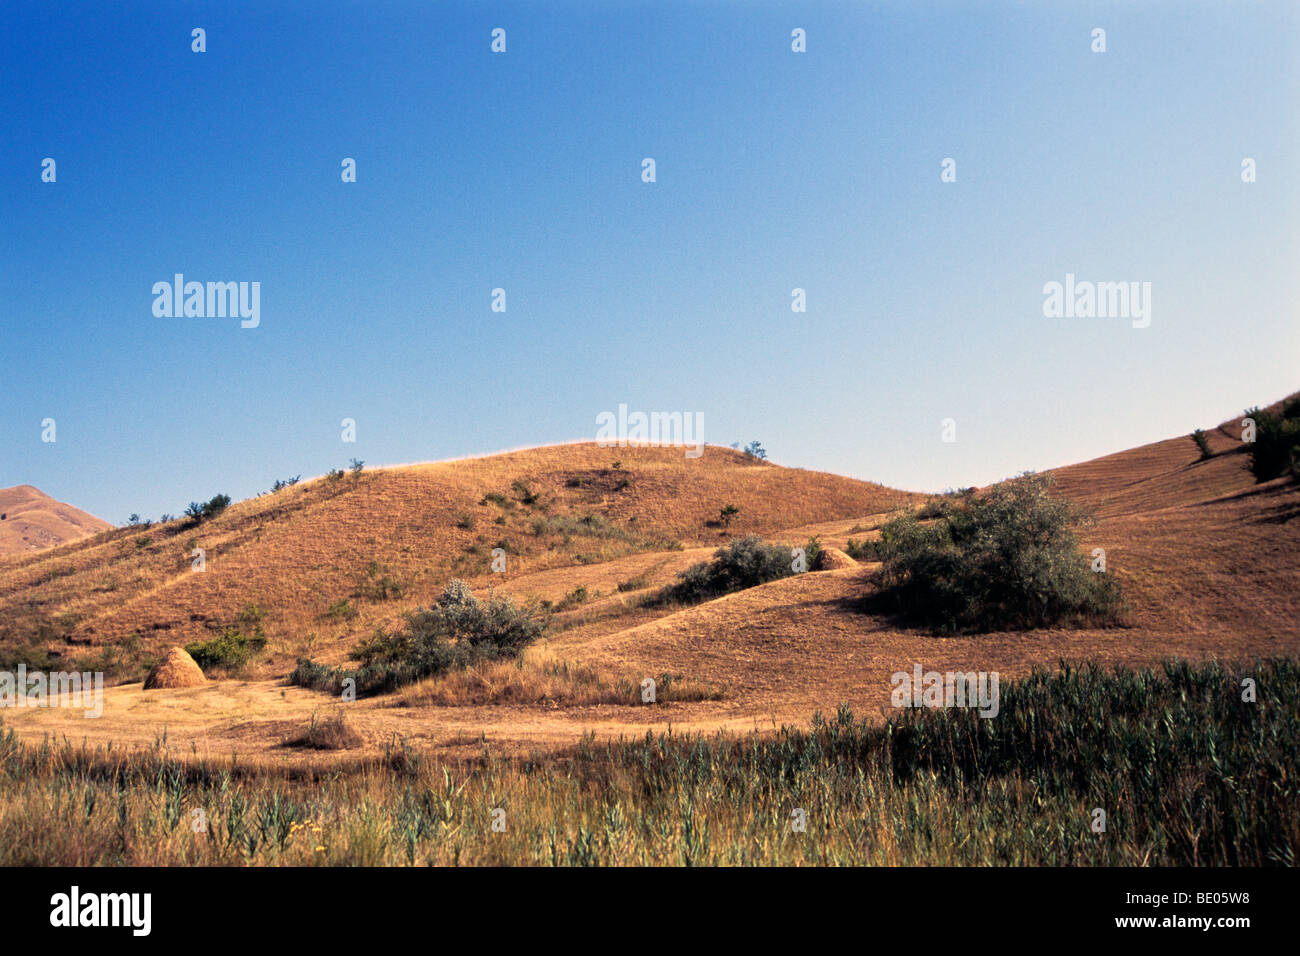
top-left (0, 658), bottom-right (1293, 865)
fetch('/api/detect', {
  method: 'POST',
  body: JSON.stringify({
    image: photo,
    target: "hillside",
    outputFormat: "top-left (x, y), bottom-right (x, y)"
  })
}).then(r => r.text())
top-left (0, 443), bottom-right (915, 675)
top-left (1, 402), bottom-right (1297, 763)
top-left (0, 485), bottom-right (113, 557)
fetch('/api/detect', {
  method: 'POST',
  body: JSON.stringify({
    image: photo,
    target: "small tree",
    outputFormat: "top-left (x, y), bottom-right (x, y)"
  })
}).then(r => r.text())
top-left (1191, 429), bottom-right (1212, 460)
top-left (719, 504), bottom-right (740, 527)
top-left (743, 441), bottom-right (767, 461)
top-left (349, 458), bottom-right (365, 476)
top-left (1245, 406), bottom-right (1300, 482)
top-left (184, 494), bottom-right (231, 524)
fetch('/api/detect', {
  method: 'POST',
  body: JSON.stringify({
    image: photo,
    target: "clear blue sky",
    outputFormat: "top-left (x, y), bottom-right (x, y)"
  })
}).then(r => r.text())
top-left (3, 1), bottom-right (1297, 523)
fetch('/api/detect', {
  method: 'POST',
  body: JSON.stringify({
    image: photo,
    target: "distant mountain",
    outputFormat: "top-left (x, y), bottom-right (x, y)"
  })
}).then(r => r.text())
top-left (0, 485), bottom-right (113, 556)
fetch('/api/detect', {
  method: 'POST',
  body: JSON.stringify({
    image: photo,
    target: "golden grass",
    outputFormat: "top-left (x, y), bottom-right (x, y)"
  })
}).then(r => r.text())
top-left (387, 646), bottom-right (725, 708)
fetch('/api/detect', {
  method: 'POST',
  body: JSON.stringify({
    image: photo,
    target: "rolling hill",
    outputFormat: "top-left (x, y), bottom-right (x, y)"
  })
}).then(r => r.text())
top-left (0, 485), bottom-right (113, 557)
top-left (1, 398), bottom-right (1297, 762)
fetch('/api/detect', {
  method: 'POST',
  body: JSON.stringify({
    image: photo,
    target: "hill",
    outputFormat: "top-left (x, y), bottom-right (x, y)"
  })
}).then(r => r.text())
top-left (1, 400), bottom-right (1297, 763)
top-left (0, 485), bottom-right (113, 556)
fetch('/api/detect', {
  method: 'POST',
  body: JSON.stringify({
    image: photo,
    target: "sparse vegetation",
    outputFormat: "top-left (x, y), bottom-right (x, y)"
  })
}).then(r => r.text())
top-left (325, 598), bottom-right (358, 622)
top-left (555, 585), bottom-right (593, 611)
top-left (284, 710), bottom-right (363, 750)
top-left (872, 472), bottom-right (1124, 633)
top-left (355, 561), bottom-right (403, 601)
top-left (718, 503), bottom-right (739, 527)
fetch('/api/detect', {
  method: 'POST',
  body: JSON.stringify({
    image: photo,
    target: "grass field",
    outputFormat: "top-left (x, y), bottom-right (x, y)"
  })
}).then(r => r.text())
top-left (1, 659), bottom-right (1293, 866)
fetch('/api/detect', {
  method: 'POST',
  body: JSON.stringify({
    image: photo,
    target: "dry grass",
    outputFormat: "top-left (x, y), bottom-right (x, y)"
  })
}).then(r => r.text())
top-left (283, 710), bottom-right (364, 750)
top-left (388, 647), bottom-right (724, 708)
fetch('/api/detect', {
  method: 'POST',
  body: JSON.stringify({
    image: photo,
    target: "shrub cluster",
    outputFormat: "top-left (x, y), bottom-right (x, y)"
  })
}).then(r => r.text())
top-left (292, 580), bottom-right (546, 696)
top-left (659, 535), bottom-right (795, 604)
top-left (183, 494), bottom-right (231, 524)
top-left (185, 604), bottom-right (268, 670)
top-left (1245, 399), bottom-right (1300, 481)
top-left (872, 472), bottom-right (1124, 633)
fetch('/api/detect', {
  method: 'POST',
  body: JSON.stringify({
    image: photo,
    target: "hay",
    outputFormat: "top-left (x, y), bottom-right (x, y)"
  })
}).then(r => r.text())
top-left (143, 646), bottom-right (207, 689)
top-left (813, 547), bottom-right (857, 571)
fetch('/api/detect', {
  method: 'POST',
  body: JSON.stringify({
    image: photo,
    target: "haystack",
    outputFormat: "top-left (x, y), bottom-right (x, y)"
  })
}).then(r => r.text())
top-left (143, 646), bottom-right (207, 689)
top-left (813, 547), bottom-right (857, 571)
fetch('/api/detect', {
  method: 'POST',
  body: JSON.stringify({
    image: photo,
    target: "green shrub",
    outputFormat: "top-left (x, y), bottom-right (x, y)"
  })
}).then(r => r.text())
top-left (555, 585), bottom-right (592, 611)
top-left (1191, 429), bottom-right (1212, 460)
top-left (183, 494), bottom-right (231, 524)
top-left (511, 480), bottom-right (539, 506)
top-left (659, 536), bottom-right (794, 605)
top-left (1245, 405), bottom-right (1300, 481)
top-left (872, 472), bottom-right (1124, 633)
top-left (325, 598), bottom-right (357, 621)
top-left (292, 580), bottom-right (546, 696)
top-left (845, 538), bottom-right (879, 561)
top-left (185, 605), bottom-right (268, 670)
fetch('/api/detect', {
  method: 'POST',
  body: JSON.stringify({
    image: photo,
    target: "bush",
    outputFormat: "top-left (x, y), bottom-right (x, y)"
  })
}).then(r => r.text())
top-left (660, 536), bottom-right (794, 604)
top-left (186, 605), bottom-right (268, 670)
top-left (183, 494), bottom-right (231, 524)
top-left (292, 580), bottom-right (546, 696)
top-left (1191, 429), bottom-right (1212, 460)
top-left (845, 538), bottom-right (879, 561)
top-left (1245, 405), bottom-right (1300, 482)
top-left (872, 472), bottom-right (1124, 633)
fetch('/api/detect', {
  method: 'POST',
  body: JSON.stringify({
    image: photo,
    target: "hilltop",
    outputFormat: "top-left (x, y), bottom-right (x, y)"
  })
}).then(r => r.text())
top-left (0, 485), bottom-right (113, 557)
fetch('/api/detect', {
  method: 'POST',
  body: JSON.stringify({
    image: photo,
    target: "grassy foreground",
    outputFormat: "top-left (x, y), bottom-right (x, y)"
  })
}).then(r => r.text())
top-left (0, 658), bottom-right (1295, 866)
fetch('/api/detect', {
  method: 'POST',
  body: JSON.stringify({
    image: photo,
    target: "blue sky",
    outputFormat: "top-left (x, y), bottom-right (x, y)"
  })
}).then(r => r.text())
top-left (2, 1), bottom-right (1297, 522)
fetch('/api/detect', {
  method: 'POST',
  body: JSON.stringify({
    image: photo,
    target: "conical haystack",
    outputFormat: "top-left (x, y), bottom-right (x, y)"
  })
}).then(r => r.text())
top-left (813, 547), bottom-right (857, 571)
top-left (143, 646), bottom-right (207, 689)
